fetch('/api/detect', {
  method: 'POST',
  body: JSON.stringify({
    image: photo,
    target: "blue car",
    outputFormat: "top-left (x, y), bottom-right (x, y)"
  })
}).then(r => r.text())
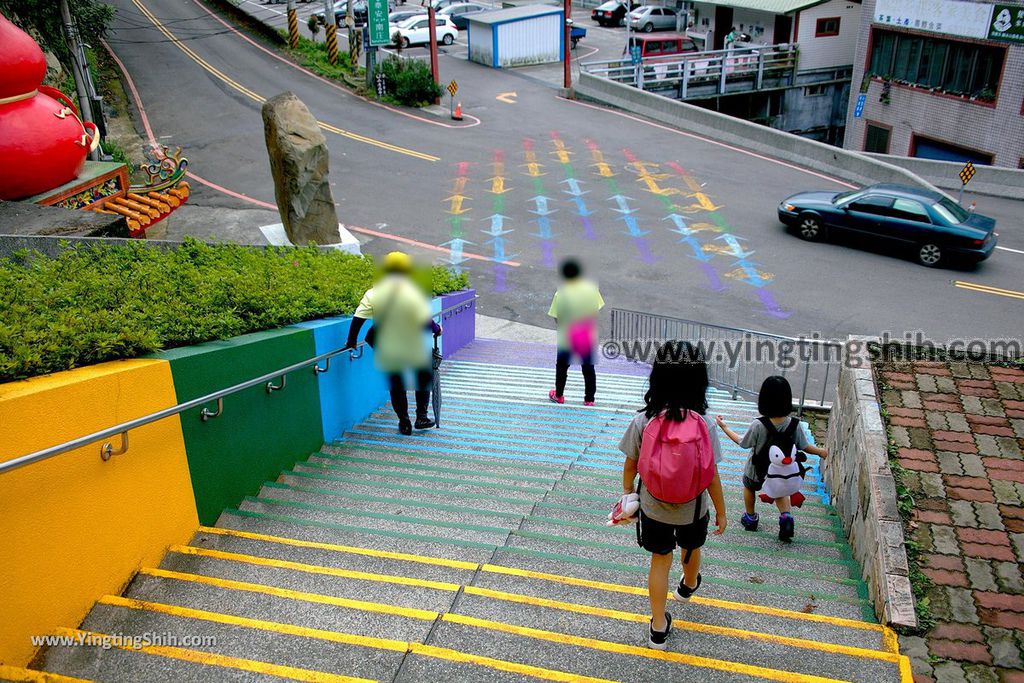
top-left (777, 183), bottom-right (997, 267)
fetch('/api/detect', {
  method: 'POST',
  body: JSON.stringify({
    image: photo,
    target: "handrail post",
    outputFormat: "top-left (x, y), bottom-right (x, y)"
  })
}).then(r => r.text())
top-left (200, 398), bottom-right (223, 422)
top-left (718, 54), bottom-right (726, 94)
top-left (100, 432), bottom-right (128, 461)
top-left (265, 375), bottom-right (287, 393)
top-left (756, 49), bottom-right (765, 89)
top-left (798, 356), bottom-right (811, 416)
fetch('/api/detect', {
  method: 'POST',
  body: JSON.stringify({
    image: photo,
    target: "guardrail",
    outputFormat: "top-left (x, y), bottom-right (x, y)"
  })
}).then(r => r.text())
top-left (582, 43), bottom-right (798, 98)
top-left (608, 308), bottom-right (842, 413)
top-left (0, 299), bottom-right (475, 476)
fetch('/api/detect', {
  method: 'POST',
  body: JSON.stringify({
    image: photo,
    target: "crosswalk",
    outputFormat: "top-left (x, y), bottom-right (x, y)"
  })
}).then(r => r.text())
top-left (16, 339), bottom-right (909, 682)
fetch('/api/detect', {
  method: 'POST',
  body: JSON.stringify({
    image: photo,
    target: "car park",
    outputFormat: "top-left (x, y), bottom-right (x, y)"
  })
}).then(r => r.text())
top-left (387, 8), bottom-right (426, 25)
top-left (627, 5), bottom-right (678, 32)
top-left (437, 2), bottom-right (489, 29)
top-left (777, 183), bottom-right (997, 267)
top-left (390, 14), bottom-right (458, 46)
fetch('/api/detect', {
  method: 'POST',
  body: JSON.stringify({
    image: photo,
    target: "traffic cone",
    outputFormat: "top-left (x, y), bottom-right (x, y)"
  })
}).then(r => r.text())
top-left (452, 101), bottom-right (463, 121)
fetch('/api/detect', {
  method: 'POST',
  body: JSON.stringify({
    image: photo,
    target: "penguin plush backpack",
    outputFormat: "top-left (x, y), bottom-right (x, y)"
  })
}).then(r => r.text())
top-left (752, 417), bottom-right (810, 508)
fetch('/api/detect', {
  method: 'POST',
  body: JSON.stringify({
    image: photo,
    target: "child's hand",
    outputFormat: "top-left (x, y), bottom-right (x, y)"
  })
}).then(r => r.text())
top-left (715, 415), bottom-right (727, 429)
top-left (819, 448), bottom-right (829, 459)
top-left (713, 512), bottom-right (727, 535)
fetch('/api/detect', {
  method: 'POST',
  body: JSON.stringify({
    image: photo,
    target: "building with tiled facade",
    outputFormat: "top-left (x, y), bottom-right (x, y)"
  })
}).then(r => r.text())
top-left (844, 0), bottom-right (1024, 168)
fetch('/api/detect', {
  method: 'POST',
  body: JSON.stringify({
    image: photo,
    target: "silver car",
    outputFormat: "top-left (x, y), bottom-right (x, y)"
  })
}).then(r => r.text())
top-left (627, 5), bottom-right (677, 32)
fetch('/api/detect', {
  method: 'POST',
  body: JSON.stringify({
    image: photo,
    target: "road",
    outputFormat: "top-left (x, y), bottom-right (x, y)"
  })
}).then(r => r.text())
top-left (106, 0), bottom-right (1024, 347)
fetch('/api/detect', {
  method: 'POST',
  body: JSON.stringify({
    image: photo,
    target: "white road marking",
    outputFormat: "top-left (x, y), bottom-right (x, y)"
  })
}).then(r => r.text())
top-left (240, 0), bottom-right (284, 16)
top-left (996, 245), bottom-right (1024, 254)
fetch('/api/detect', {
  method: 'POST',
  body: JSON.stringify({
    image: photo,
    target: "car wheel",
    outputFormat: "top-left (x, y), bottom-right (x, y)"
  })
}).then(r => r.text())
top-left (917, 243), bottom-right (943, 267)
top-left (797, 213), bottom-right (823, 241)
top-left (643, 22), bottom-right (654, 32)
top-left (402, 36), bottom-right (411, 47)
top-left (442, 32), bottom-right (454, 45)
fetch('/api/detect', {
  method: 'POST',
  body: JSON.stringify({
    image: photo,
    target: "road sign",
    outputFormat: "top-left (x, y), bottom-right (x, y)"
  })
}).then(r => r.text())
top-left (630, 45), bottom-right (642, 65)
top-left (447, 80), bottom-right (458, 96)
top-left (959, 161), bottom-right (976, 185)
top-left (853, 93), bottom-right (866, 118)
top-left (367, 0), bottom-right (390, 46)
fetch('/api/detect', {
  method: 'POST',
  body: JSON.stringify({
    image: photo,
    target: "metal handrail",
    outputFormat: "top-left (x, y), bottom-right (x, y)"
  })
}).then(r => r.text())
top-left (0, 296), bottom-right (475, 475)
top-left (608, 307), bottom-right (842, 414)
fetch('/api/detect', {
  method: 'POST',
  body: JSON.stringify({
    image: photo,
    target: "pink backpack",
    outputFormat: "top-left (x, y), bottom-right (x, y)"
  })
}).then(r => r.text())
top-left (567, 318), bottom-right (596, 356)
top-left (638, 411), bottom-right (715, 504)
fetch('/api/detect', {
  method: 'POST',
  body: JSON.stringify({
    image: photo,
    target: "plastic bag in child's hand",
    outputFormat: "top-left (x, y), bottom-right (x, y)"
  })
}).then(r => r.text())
top-left (607, 493), bottom-right (640, 526)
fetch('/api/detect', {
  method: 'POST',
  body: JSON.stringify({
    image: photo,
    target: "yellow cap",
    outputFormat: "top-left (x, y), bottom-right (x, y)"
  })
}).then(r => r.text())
top-left (382, 251), bottom-right (412, 273)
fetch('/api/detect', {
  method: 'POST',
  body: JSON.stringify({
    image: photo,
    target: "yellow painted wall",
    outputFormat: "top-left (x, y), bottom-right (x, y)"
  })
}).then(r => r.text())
top-left (0, 359), bottom-right (199, 666)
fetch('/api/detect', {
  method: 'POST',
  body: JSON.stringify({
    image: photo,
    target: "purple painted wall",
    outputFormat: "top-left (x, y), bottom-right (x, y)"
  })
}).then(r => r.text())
top-left (440, 290), bottom-right (476, 360)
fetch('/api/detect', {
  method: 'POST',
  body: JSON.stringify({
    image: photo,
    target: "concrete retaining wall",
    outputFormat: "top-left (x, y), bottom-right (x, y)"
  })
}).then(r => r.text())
top-left (575, 72), bottom-right (947, 195)
top-left (823, 339), bottom-right (917, 629)
top-left (863, 153), bottom-right (1024, 201)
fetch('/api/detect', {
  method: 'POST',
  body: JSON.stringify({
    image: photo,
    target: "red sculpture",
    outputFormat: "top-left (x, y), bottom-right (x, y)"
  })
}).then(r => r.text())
top-left (0, 12), bottom-right (100, 200)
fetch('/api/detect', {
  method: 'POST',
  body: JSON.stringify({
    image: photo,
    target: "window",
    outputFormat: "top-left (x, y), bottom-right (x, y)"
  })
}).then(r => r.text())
top-left (847, 195), bottom-right (894, 215)
top-left (815, 17), bottom-right (840, 37)
top-left (864, 124), bottom-right (891, 153)
top-left (868, 29), bottom-right (1005, 98)
top-left (932, 198), bottom-right (969, 224)
top-left (891, 198), bottom-right (931, 223)
top-left (804, 84), bottom-right (829, 96)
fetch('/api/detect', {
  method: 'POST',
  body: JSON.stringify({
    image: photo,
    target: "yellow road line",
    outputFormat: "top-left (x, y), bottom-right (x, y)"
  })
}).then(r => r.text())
top-left (198, 526), bottom-right (896, 645)
top-left (0, 665), bottom-right (91, 683)
top-left (462, 586), bottom-right (901, 664)
top-left (51, 627), bottom-right (370, 683)
top-left (442, 614), bottom-right (849, 683)
top-left (129, 0), bottom-right (438, 162)
top-left (90, 599), bottom-right (618, 682)
top-left (140, 567), bottom-right (440, 620)
top-left (170, 545), bottom-right (462, 591)
top-left (97, 596), bottom-right (411, 652)
top-left (953, 280), bottom-right (1024, 300)
top-left (197, 526), bottom-right (478, 570)
top-left (409, 644), bottom-right (618, 683)
top-left (898, 655), bottom-right (914, 683)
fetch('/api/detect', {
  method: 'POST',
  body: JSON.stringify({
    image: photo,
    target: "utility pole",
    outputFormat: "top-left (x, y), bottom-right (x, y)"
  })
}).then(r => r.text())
top-left (324, 0), bottom-right (340, 63)
top-left (287, 0), bottom-right (300, 48)
top-left (428, 5), bottom-right (440, 105)
top-left (563, 0), bottom-right (571, 91)
top-left (59, 0), bottom-right (99, 160)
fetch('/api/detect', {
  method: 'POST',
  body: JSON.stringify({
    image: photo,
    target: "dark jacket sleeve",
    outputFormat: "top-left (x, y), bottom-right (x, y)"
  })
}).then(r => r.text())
top-left (426, 319), bottom-right (441, 335)
top-left (345, 316), bottom-right (367, 348)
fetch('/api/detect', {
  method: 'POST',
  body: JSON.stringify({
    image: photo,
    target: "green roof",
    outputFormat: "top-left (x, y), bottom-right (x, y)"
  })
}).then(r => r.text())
top-left (692, 0), bottom-right (833, 15)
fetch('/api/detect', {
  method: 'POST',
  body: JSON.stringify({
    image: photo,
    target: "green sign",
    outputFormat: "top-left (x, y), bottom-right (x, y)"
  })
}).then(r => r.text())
top-left (367, 0), bottom-right (391, 46)
top-left (989, 4), bottom-right (1024, 43)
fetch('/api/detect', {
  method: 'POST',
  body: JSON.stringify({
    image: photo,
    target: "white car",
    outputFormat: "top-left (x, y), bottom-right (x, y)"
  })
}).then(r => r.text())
top-left (390, 14), bottom-right (458, 46)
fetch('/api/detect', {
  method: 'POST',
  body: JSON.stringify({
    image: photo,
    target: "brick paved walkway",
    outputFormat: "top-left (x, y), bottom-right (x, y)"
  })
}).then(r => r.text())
top-left (878, 360), bottom-right (1024, 683)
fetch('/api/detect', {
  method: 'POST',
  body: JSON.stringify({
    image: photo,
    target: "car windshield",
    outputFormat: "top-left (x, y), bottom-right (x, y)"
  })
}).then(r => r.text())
top-left (832, 189), bottom-right (865, 204)
top-left (932, 197), bottom-right (970, 224)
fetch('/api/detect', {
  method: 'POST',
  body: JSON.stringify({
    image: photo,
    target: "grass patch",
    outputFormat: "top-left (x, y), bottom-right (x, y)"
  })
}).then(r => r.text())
top-left (286, 34), bottom-right (366, 90)
top-left (0, 240), bottom-right (467, 382)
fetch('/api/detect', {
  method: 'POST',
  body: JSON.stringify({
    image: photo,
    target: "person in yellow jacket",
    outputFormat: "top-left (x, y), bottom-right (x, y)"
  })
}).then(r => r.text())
top-left (344, 252), bottom-right (441, 435)
top-left (548, 258), bottom-right (605, 406)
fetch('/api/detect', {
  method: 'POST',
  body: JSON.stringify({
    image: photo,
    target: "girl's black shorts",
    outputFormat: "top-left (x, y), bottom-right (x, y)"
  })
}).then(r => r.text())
top-left (636, 508), bottom-right (710, 556)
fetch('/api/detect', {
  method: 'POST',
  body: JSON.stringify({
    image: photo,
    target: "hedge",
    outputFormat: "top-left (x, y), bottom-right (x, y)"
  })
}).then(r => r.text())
top-left (0, 239), bottom-right (469, 382)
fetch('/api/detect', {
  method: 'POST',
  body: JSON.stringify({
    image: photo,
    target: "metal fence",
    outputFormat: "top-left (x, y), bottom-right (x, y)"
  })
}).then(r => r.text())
top-left (608, 308), bottom-right (843, 413)
top-left (581, 43), bottom-right (799, 98)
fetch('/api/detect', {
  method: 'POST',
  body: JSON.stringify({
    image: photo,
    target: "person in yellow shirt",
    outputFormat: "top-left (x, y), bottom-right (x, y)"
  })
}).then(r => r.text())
top-left (344, 252), bottom-right (441, 435)
top-left (548, 259), bottom-right (605, 406)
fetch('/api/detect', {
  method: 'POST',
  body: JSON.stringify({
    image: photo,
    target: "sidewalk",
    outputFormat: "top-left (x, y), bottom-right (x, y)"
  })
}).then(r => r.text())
top-left (878, 360), bottom-right (1024, 683)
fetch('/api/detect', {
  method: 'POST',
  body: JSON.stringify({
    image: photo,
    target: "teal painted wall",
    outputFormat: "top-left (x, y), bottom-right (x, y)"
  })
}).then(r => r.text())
top-left (154, 328), bottom-right (324, 525)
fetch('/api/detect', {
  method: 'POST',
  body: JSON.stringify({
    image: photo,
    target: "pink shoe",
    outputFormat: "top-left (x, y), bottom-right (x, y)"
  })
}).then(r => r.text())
top-left (548, 389), bottom-right (565, 404)
top-left (584, 400), bottom-right (595, 407)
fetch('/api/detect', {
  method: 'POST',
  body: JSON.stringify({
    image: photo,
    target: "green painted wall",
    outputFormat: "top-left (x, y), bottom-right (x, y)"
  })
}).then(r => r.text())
top-left (154, 328), bottom-right (324, 525)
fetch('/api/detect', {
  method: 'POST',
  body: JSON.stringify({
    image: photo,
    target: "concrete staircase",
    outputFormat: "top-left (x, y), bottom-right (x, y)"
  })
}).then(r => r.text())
top-left (25, 339), bottom-right (909, 682)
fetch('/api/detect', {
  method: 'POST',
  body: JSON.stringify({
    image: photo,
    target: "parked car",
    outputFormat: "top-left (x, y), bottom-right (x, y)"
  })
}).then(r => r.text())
top-left (777, 183), bottom-right (997, 267)
top-left (315, 0), bottom-right (396, 27)
top-left (627, 5), bottom-right (677, 32)
top-left (437, 2), bottom-right (489, 29)
top-left (623, 34), bottom-right (697, 61)
top-left (390, 14), bottom-right (458, 46)
top-left (430, 0), bottom-right (478, 9)
top-left (388, 8), bottom-right (426, 24)
top-left (591, 0), bottom-right (634, 27)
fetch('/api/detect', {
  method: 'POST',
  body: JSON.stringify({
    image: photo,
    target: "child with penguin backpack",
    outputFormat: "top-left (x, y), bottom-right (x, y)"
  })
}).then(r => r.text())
top-left (618, 341), bottom-right (727, 650)
top-left (716, 375), bottom-right (829, 542)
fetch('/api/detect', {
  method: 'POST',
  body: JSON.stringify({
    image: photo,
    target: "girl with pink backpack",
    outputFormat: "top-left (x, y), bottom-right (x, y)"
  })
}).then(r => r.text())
top-left (617, 341), bottom-right (727, 650)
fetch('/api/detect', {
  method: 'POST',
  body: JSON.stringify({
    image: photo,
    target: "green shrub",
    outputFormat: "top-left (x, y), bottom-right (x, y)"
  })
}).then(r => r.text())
top-left (0, 239), bottom-right (468, 382)
top-left (374, 56), bottom-right (442, 107)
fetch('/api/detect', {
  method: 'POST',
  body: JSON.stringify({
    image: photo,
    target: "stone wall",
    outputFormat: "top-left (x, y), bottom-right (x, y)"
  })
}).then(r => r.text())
top-left (824, 338), bottom-right (918, 628)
